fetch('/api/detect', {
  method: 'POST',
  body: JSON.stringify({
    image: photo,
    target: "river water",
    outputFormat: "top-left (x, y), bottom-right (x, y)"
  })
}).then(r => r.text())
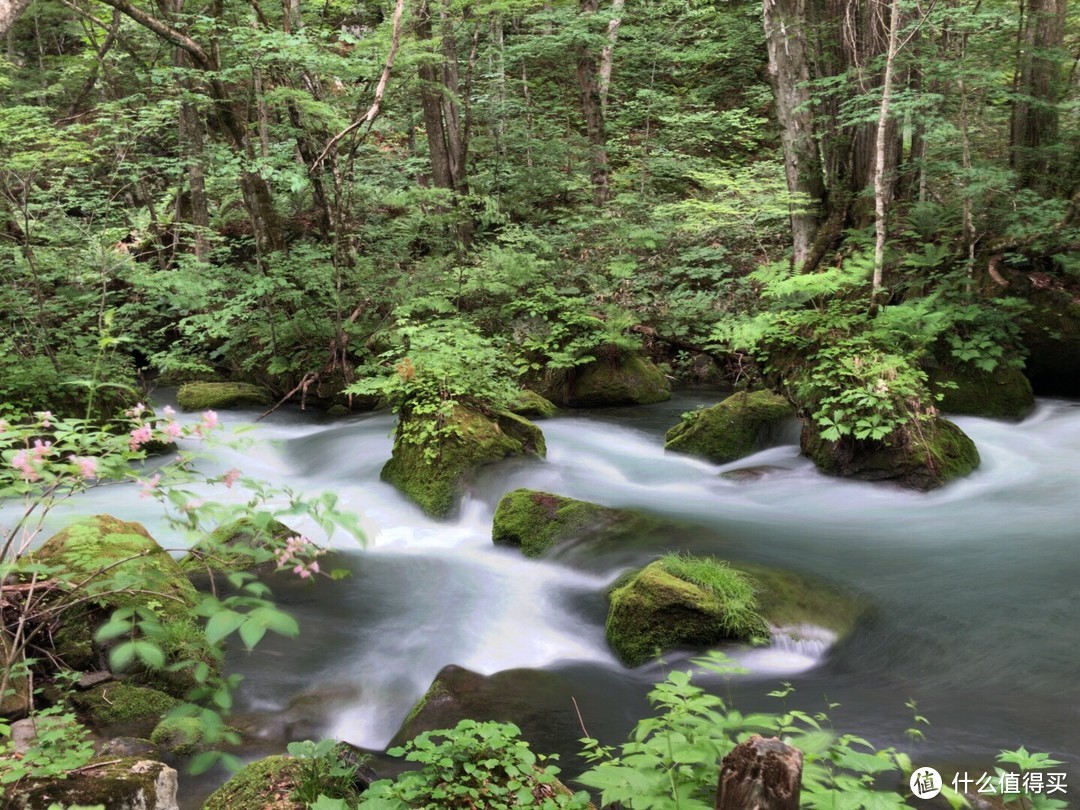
top-left (16, 391), bottom-right (1080, 802)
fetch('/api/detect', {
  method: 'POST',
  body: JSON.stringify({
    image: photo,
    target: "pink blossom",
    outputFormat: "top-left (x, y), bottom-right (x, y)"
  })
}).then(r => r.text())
top-left (183, 498), bottom-right (204, 512)
top-left (129, 424), bottom-right (153, 450)
top-left (162, 405), bottom-right (176, 417)
top-left (30, 439), bottom-right (52, 459)
top-left (12, 450), bottom-right (40, 482)
top-left (222, 468), bottom-right (241, 489)
top-left (138, 473), bottom-right (161, 498)
top-left (35, 411), bottom-right (53, 428)
top-left (201, 410), bottom-right (219, 430)
top-left (0, 419), bottom-right (9, 433)
top-left (162, 421), bottom-right (183, 439)
top-left (74, 457), bottom-right (97, 478)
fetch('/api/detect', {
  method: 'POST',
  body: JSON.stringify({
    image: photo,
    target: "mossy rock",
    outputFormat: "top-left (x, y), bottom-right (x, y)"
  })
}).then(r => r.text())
top-left (382, 405), bottom-right (546, 518)
top-left (664, 390), bottom-right (793, 464)
top-left (7, 757), bottom-right (179, 810)
top-left (800, 417), bottom-right (979, 490)
top-left (492, 489), bottom-right (660, 557)
top-left (200, 755), bottom-right (306, 810)
top-left (509, 389), bottom-right (558, 419)
top-left (27, 515), bottom-right (217, 694)
top-left (727, 562), bottom-right (865, 640)
top-left (149, 715), bottom-right (209, 757)
top-left (606, 556), bottom-right (771, 667)
top-left (928, 364), bottom-right (1034, 421)
top-left (72, 682), bottom-right (179, 734)
top-left (179, 516), bottom-right (298, 576)
top-left (535, 350), bottom-right (671, 407)
top-left (176, 382), bottom-right (271, 411)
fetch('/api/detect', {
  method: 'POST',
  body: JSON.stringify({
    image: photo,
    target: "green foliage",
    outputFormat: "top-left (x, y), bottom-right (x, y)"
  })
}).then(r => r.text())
top-left (358, 719), bottom-right (592, 809)
top-left (657, 554), bottom-right (766, 641)
top-left (0, 706), bottom-right (96, 785)
top-left (286, 739), bottom-right (363, 806)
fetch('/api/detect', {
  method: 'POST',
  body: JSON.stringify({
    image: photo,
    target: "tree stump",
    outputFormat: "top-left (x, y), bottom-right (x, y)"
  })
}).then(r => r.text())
top-left (715, 735), bottom-right (802, 810)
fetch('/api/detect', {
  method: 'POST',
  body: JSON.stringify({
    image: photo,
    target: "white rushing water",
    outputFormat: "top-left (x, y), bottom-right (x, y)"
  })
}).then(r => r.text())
top-left (8, 391), bottom-right (1079, 790)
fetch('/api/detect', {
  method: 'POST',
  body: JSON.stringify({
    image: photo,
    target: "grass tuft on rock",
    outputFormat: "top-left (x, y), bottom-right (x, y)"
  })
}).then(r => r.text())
top-left (657, 553), bottom-right (766, 640)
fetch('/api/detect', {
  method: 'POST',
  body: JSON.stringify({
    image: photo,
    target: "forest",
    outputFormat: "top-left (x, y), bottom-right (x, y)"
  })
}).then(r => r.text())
top-left (1, 0), bottom-right (1079, 805)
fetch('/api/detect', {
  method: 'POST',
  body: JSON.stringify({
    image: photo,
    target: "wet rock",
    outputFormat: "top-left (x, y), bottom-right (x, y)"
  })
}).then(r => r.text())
top-left (605, 556), bottom-right (770, 667)
top-left (99, 737), bottom-right (161, 758)
top-left (720, 465), bottom-right (790, 482)
top-left (800, 416), bottom-right (979, 490)
top-left (382, 405), bottom-right (545, 518)
top-left (7, 757), bottom-right (179, 810)
top-left (534, 350), bottom-right (670, 407)
top-left (492, 489), bottom-right (661, 557)
top-left (71, 682), bottom-right (179, 736)
top-left (508, 389), bottom-right (558, 419)
top-left (176, 382), bottom-right (271, 411)
top-left (665, 390), bottom-right (793, 463)
top-left (928, 364), bottom-right (1034, 421)
top-left (179, 516), bottom-right (299, 576)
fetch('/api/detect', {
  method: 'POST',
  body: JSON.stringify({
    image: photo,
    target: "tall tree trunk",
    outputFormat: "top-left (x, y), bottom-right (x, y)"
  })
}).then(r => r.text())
top-left (576, 0), bottom-right (610, 206)
top-left (0, 0), bottom-right (34, 38)
top-left (1011, 0), bottom-right (1067, 189)
top-left (872, 0), bottom-right (901, 302)
top-left (598, 0), bottom-right (624, 113)
top-left (763, 0), bottom-right (826, 267)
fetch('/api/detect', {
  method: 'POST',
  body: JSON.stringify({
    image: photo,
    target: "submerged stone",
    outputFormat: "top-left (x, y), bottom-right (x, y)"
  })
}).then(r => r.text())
top-left (665, 390), bottom-right (792, 464)
top-left (176, 382), bottom-right (271, 411)
top-left (382, 405), bottom-right (545, 518)
top-left (492, 489), bottom-right (661, 557)
top-left (800, 416), bottom-right (980, 490)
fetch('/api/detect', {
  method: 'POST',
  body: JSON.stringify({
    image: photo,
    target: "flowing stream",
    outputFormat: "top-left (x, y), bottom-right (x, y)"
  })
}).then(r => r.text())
top-left (17, 391), bottom-right (1080, 803)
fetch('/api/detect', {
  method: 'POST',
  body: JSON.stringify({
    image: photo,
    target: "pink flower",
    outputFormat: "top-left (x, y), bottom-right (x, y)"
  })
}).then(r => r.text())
top-left (12, 450), bottom-right (40, 482)
top-left (138, 473), bottom-right (161, 498)
top-left (129, 424), bottom-right (153, 450)
top-left (162, 421), bottom-right (183, 439)
top-left (74, 457), bottom-right (97, 478)
top-left (30, 439), bottom-right (52, 459)
top-left (162, 405), bottom-right (176, 417)
top-left (222, 468), bottom-right (241, 489)
top-left (201, 410), bottom-right (219, 430)
top-left (35, 411), bottom-right (53, 428)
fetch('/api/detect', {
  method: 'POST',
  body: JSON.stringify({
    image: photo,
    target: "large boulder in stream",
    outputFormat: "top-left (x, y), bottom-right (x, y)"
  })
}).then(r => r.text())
top-left (927, 363), bottom-right (1034, 421)
top-left (664, 390), bottom-right (793, 464)
top-left (179, 515), bottom-right (300, 576)
top-left (492, 489), bottom-right (661, 557)
top-left (383, 405), bottom-right (546, 518)
top-left (534, 349), bottom-right (670, 407)
top-left (606, 555), bottom-right (770, 667)
top-left (25, 515), bottom-right (218, 697)
top-left (176, 381), bottom-right (271, 411)
top-left (800, 416), bottom-right (979, 490)
top-left (606, 555), bottom-right (864, 668)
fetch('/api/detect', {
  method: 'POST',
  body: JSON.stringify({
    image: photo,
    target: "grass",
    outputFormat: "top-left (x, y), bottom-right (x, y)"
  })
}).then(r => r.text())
top-left (658, 553), bottom-right (767, 640)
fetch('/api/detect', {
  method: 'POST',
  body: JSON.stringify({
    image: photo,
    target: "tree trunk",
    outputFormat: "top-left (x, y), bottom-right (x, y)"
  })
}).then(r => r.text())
top-left (576, 0), bottom-right (610, 206)
top-left (763, 0), bottom-right (826, 267)
top-left (872, 0), bottom-right (901, 302)
top-left (1011, 0), bottom-right (1067, 189)
top-left (598, 0), bottom-right (624, 113)
top-left (0, 0), bottom-right (34, 38)
top-left (716, 736), bottom-right (802, 810)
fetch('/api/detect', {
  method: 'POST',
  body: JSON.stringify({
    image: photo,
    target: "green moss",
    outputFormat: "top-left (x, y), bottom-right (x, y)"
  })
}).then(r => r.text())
top-left (180, 516), bottom-right (297, 575)
top-left (27, 515), bottom-right (217, 693)
top-left (382, 405), bottom-right (546, 518)
top-left (929, 364), bottom-right (1034, 421)
top-left (149, 715), bottom-right (208, 757)
top-left (492, 489), bottom-right (659, 557)
top-left (10, 757), bottom-right (173, 808)
top-left (402, 679), bottom-right (452, 729)
top-left (800, 417), bottom-right (979, 491)
top-left (201, 754), bottom-right (306, 810)
top-left (605, 557), bottom-right (770, 667)
top-left (570, 352), bottom-right (671, 406)
top-left (176, 382), bottom-right (271, 411)
top-left (665, 390), bottom-right (792, 463)
top-left (509, 389), bottom-right (558, 418)
top-left (728, 562), bottom-right (864, 638)
top-left (73, 682), bottom-right (179, 729)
